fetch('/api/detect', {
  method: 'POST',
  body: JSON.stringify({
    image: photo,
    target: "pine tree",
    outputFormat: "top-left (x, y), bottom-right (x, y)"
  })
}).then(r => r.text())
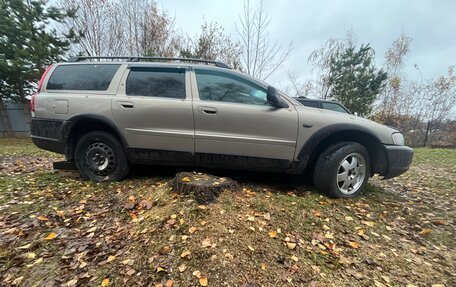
top-left (328, 44), bottom-right (387, 116)
top-left (0, 0), bottom-right (75, 134)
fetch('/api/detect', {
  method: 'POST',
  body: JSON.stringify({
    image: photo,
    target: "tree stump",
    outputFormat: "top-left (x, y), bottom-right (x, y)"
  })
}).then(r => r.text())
top-left (174, 172), bottom-right (237, 204)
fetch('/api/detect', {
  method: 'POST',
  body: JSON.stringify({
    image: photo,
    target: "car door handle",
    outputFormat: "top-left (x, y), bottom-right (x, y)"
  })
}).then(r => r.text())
top-left (199, 106), bottom-right (217, 115)
top-left (117, 101), bottom-right (134, 109)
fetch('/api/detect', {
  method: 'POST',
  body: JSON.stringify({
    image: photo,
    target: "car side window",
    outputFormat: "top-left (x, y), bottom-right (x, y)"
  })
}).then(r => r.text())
top-left (126, 67), bottom-right (186, 99)
top-left (321, 102), bottom-right (349, 114)
top-left (47, 64), bottom-right (120, 90)
top-left (195, 69), bottom-right (267, 105)
top-left (298, 100), bottom-right (319, 108)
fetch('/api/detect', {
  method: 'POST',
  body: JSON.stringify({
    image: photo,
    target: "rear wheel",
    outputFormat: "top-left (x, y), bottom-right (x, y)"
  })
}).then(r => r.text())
top-left (313, 142), bottom-right (370, 198)
top-left (74, 131), bottom-right (130, 182)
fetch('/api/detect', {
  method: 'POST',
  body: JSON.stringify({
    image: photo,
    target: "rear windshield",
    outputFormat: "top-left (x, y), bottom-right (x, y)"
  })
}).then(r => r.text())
top-left (46, 64), bottom-right (120, 90)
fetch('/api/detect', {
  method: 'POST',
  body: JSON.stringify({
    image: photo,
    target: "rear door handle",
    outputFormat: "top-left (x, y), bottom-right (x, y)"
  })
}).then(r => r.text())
top-left (117, 101), bottom-right (134, 109)
top-left (198, 106), bottom-right (217, 115)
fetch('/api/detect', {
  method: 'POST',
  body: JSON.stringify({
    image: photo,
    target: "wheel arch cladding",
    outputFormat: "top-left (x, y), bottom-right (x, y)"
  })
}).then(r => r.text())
top-left (60, 114), bottom-right (128, 161)
top-left (298, 124), bottom-right (388, 175)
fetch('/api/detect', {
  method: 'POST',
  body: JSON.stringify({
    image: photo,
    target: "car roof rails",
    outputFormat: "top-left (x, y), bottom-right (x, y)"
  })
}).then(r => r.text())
top-left (67, 56), bottom-right (232, 69)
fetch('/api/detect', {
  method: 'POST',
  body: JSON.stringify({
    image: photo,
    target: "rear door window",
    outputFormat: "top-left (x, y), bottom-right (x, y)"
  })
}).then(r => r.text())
top-left (126, 67), bottom-right (186, 99)
top-left (297, 100), bottom-right (319, 108)
top-left (47, 64), bottom-right (120, 90)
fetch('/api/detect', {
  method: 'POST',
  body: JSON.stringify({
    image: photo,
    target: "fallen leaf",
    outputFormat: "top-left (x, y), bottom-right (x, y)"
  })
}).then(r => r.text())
top-left (65, 278), bottom-right (78, 287)
top-left (248, 245), bottom-right (255, 252)
top-left (18, 243), bottom-right (31, 249)
top-left (260, 262), bottom-right (267, 270)
top-left (44, 232), bottom-right (57, 240)
top-left (419, 228), bottom-right (432, 236)
top-left (178, 264), bottom-right (187, 272)
top-left (286, 242), bottom-right (297, 250)
top-left (165, 279), bottom-right (174, 287)
top-left (189, 226), bottom-right (197, 234)
top-left (199, 276), bottom-right (208, 286)
top-left (86, 227), bottom-right (97, 235)
top-left (101, 278), bottom-right (110, 286)
top-left (268, 230), bottom-right (277, 238)
top-left (201, 238), bottom-right (212, 248)
top-left (193, 270), bottom-right (202, 278)
top-left (361, 221), bottom-right (375, 227)
top-left (348, 241), bottom-right (360, 249)
top-left (34, 257), bottom-right (43, 264)
top-left (182, 177), bottom-right (191, 182)
top-left (433, 219), bottom-right (445, 226)
top-left (37, 215), bottom-right (49, 221)
top-left (106, 255), bottom-right (116, 263)
top-left (263, 213), bottom-right (271, 220)
top-left (291, 255), bottom-right (299, 262)
top-left (181, 250), bottom-right (191, 258)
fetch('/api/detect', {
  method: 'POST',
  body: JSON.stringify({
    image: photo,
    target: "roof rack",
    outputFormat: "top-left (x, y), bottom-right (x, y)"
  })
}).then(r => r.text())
top-left (67, 56), bottom-right (232, 69)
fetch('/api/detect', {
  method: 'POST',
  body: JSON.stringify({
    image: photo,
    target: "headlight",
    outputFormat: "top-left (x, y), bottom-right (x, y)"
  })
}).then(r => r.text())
top-left (392, 132), bottom-right (404, 145)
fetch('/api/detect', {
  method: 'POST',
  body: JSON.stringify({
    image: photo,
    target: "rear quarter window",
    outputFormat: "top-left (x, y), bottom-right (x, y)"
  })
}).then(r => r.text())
top-left (46, 64), bottom-right (120, 90)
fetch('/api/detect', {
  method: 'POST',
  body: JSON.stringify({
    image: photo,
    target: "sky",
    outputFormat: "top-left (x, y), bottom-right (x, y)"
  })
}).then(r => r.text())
top-left (157, 0), bottom-right (456, 90)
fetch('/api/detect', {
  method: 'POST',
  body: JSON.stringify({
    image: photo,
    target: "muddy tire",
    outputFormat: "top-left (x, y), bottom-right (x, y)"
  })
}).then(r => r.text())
top-left (74, 131), bottom-right (130, 182)
top-left (313, 142), bottom-right (370, 198)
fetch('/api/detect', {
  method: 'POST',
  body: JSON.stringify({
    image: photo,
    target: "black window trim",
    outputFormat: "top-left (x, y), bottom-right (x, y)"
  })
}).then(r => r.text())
top-left (125, 66), bottom-right (188, 100)
top-left (193, 68), bottom-right (273, 107)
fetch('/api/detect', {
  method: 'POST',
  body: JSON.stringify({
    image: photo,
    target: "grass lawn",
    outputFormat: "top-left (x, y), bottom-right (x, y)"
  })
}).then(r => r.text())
top-left (0, 138), bottom-right (454, 287)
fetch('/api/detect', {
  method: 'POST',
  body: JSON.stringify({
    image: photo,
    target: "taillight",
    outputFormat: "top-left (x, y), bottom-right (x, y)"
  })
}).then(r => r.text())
top-left (31, 64), bottom-right (54, 112)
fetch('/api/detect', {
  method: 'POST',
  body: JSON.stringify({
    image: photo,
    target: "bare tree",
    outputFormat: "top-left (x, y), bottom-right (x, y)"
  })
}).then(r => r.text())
top-left (307, 30), bottom-right (356, 99)
top-left (59, 0), bottom-right (178, 57)
top-left (286, 71), bottom-right (314, 98)
top-left (237, 0), bottom-right (292, 80)
top-left (59, 0), bottom-right (125, 56)
top-left (377, 34), bottom-right (412, 119)
top-left (140, 2), bottom-right (180, 57)
top-left (181, 21), bottom-right (242, 69)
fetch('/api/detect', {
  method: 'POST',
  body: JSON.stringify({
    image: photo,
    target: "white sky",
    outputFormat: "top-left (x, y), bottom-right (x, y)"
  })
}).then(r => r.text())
top-left (158, 0), bottom-right (456, 90)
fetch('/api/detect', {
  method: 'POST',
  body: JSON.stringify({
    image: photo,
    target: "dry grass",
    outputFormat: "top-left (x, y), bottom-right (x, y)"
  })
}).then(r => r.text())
top-left (0, 138), bottom-right (454, 286)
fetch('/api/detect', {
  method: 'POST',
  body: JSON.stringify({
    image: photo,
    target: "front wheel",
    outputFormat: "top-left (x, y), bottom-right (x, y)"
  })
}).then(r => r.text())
top-left (313, 142), bottom-right (370, 198)
top-left (74, 131), bottom-right (130, 182)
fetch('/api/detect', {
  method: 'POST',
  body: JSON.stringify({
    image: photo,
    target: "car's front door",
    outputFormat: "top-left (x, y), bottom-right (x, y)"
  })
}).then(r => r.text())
top-left (191, 68), bottom-right (298, 171)
top-left (112, 66), bottom-right (194, 164)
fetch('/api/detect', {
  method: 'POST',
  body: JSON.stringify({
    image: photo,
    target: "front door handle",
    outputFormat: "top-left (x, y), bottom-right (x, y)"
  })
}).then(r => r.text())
top-left (117, 101), bottom-right (134, 109)
top-left (198, 106), bottom-right (217, 115)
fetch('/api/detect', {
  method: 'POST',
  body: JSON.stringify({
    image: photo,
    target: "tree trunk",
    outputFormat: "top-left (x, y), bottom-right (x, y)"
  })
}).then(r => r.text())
top-left (174, 172), bottom-right (237, 204)
top-left (423, 121), bottom-right (431, 147)
top-left (0, 98), bottom-right (14, 137)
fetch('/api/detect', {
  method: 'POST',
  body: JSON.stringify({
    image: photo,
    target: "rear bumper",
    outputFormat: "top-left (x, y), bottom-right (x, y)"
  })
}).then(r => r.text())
top-left (30, 118), bottom-right (64, 154)
top-left (381, 145), bottom-right (414, 179)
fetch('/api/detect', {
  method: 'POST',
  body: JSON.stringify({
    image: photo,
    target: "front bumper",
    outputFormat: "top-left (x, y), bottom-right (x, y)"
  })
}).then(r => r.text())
top-left (382, 145), bottom-right (414, 179)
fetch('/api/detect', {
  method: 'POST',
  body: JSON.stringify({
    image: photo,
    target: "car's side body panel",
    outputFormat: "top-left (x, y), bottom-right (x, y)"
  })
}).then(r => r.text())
top-left (111, 65), bottom-right (195, 159)
top-left (30, 61), bottom-right (413, 180)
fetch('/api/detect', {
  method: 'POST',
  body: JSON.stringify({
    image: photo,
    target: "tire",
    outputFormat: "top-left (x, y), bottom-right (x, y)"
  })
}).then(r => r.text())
top-left (74, 131), bottom-right (130, 182)
top-left (313, 142), bottom-right (370, 198)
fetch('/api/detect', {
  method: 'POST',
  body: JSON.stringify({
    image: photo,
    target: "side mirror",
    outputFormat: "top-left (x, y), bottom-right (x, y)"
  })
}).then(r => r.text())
top-left (267, 86), bottom-right (288, 108)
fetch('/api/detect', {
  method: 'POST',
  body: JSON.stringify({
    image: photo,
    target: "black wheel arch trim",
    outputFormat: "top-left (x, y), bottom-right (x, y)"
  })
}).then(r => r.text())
top-left (297, 123), bottom-right (385, 171)
top-left (60, 114), bottom-right (129, 160)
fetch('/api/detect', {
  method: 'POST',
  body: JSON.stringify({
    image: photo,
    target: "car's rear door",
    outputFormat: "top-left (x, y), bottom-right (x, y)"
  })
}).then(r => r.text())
top-left (112, 65), bottom-right (194, 164)
top-left (190, 68), bottom-right (298, 171)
